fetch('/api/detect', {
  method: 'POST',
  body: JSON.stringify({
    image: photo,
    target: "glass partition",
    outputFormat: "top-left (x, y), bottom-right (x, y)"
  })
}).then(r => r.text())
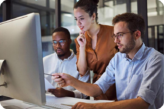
top-left (98, 0), bottom-right (137, 25)
top-left (11, 0), bottom-right (56, 57)
top-left (61, 0), bottom-right (78, 53)
top-left (21, 0), bottom-right (46, 7)
top-left (0, 5), bottom-right (2, 22)
top-left (131, 0), bottom-right (137, 14)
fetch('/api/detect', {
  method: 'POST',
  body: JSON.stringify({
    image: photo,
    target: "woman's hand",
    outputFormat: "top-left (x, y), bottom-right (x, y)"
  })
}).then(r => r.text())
top-left (77, 31), bottom-right (86, 48)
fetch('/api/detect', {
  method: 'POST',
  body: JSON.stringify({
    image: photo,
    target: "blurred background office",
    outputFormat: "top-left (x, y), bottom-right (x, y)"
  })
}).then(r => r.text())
top-left (0, 0), bottom-right (164, 57)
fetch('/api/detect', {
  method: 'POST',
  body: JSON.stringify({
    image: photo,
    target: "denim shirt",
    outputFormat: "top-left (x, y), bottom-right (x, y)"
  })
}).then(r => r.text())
top-left (95, 43), bottom-right (164, 109)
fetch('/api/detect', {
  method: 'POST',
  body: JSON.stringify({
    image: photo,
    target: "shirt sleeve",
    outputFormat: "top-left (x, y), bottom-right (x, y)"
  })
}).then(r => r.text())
top-left (137, 54), bottom-right (164, 106)
top-left (94, 56), bottom-right (116, 94)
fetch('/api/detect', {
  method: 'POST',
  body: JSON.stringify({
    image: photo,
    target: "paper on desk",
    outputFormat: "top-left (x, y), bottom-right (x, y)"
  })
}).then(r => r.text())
top-left (45, 79), bottom-right (55, 91)
top-left (66, 99), bottom-right (114, 105)
top-left (46, 94), bottom-right (113, 107)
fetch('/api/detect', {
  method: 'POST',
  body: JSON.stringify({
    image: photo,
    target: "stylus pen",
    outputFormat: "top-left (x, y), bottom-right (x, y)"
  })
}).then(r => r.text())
top-left (44, 73), bottom-right (53, 76)
top-left (44, 73), bottom-right (61, 88)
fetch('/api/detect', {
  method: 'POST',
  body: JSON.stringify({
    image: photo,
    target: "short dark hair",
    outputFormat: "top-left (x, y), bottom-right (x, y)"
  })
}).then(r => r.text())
top-left (112, 13), bottom-right (145, 37)
top-left (52, 27), bottom-right (71, 39)
top-left (74, 0), bottom-right (99, 23)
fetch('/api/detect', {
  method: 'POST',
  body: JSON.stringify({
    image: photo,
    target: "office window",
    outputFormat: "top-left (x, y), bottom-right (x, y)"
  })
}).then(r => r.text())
top-left (48, 0), bottom-right (56, 34)
top-left (157, 0), bottom-right (164, 15)
top-left (61, 0), bottom-right (78, 53)
top-left (148, 0), bottom-right (157, 16)
top-left (12, 3), bottom-right (50, 36)
top-left (131, 0), bottom-right (137, 14)
top-left (61, 0), bottom-right (77, 34)
top-left (148, 0), bottom-right (164, 17)
top-left (10, 0), bottom-right (56, 57)
top-left (50, 0), bottom-right (56, 9)
top-left (21, 0), bottom-right (46, 7)
top-left (11, 1), bottom-right (56, 36)
top-left (12, 3), bottom-right (39, 18)
top-left (0, 5), bottom-right (2, 22)
top-left (98, 0), bottom-right (136, 25)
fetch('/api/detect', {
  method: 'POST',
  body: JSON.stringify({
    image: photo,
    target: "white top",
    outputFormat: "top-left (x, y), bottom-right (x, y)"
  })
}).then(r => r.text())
top-left (43, 50), bottom-right (90, 98)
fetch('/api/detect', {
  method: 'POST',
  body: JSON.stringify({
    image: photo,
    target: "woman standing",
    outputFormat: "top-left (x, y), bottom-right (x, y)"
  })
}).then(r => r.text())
top-left (74, 0), bottom-right (118, 100)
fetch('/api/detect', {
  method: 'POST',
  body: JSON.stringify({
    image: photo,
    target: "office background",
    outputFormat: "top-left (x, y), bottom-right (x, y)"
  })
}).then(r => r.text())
top-left (0, 0), bottom-right (164, 57)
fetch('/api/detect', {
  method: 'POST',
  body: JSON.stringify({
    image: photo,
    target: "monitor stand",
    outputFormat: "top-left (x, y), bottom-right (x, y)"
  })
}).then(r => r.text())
top-left (0, 96), bottom-right (13, 101)
top-left (0, 60), bottom-right (5, 75)
top-left (0, 60), bottom-right (7, 88)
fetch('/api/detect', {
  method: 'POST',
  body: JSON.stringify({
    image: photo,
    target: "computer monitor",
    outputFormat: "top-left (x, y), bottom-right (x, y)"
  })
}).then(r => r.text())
top-left (0, 13), bottom-right (46, 106)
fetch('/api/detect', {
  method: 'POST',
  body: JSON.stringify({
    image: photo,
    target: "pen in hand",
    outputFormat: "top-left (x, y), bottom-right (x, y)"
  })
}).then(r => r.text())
top-left (44, 73), bottom-right (53, 76)
top-left (44, 73), bottom-right (62, 88)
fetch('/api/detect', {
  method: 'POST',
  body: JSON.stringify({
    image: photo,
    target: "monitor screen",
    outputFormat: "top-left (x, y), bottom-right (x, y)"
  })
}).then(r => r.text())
top-left (0, 13), bottom-right (46, 106)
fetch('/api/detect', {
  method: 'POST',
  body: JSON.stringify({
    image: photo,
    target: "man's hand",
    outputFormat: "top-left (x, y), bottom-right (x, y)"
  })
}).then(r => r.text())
top-left (52, 73), bottom-right (77, 87)
top-left (72, 102), bottom-right (96, 109)
top-left (48, 88), bottom-right (74, 97)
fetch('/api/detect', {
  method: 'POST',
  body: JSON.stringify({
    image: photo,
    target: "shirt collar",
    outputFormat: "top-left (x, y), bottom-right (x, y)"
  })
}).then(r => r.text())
top-left (66, 49), bottom-right (75, 60)
top-left (122, 43), bottom-right (145, 60)
top-left (133, 43), bottom-right (145, 60)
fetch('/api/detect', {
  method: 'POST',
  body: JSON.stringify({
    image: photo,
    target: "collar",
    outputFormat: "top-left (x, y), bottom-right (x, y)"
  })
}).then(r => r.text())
top-left (122, 43), bottom-right (146, 60)
top-left (55, 49), bottom-right (75, 61)
top-left (66, 49), bottom-right (75, 60)
top-left (133, 43), bottom-right (145, 60)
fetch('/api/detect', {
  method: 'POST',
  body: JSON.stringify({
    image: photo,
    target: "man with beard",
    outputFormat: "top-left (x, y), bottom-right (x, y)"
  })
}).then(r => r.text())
top-left (53, 13), bottom-right (164, 109)
top-left (43, 27), bottom-right (89, 98)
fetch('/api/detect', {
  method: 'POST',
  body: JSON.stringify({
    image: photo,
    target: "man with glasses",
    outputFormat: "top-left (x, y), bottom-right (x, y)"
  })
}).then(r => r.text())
top-left (53, 13), bottom-right (164, 109)
top-left (43, 27), bottom-right (90, 98)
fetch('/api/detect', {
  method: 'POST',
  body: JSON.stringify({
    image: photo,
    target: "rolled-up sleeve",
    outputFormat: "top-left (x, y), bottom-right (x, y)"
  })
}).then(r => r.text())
top-left (94, 57), bottom-right (115, 94)
top-left (137, 54), bottom-right (164, 107)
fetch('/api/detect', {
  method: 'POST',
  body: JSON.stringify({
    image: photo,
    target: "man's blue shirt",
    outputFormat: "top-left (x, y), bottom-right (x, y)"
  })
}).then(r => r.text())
top-left (95, 43), bottom-right (164, 109)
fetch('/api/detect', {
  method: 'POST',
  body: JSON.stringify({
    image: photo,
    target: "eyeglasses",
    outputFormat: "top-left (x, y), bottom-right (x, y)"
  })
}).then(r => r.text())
top-left (52, 40), bottom-right (66, 46)
top-left (112, 32), bottom-right (132, 40)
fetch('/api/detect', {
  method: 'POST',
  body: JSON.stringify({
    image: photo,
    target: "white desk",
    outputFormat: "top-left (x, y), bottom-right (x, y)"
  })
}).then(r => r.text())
top-left (0, 94), bottom-right (113, 109)
top-left (1, 99), bottom-right (45, 109)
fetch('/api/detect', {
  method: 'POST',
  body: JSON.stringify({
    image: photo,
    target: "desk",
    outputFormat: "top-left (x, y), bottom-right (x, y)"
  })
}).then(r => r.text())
top-left (1, 99), bottom-right (45, 109)
top-left (0, 94), bottom-right (113, 109)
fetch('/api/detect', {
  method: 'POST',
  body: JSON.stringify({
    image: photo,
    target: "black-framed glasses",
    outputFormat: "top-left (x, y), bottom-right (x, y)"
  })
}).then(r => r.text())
top-left (112, 32), bottom-right (132, 40)
top-left (52, 40), bottom-right (66, 46)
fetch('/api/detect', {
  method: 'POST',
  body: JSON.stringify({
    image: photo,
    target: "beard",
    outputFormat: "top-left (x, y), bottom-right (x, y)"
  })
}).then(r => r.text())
top-left (55, 48), bottom-right (65, 58)
top-left (57, 53), bottom-right (65, 58)
top-left (120, 36), bottom-right (136, 54)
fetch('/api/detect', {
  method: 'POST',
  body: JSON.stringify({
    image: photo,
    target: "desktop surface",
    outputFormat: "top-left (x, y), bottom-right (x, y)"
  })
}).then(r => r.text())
top-left (0, 94), bottom-right (113, 109)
